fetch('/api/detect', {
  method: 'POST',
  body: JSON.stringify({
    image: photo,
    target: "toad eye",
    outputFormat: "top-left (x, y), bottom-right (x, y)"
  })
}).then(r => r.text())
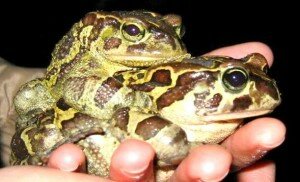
top-left (121, 22), bottom-right (145, 42)
top-left (222, 68), bottom-right (248, 92)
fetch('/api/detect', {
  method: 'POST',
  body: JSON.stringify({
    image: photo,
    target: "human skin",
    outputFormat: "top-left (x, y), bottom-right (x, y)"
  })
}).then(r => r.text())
top-left (0, 42), bottom-right (286, 182)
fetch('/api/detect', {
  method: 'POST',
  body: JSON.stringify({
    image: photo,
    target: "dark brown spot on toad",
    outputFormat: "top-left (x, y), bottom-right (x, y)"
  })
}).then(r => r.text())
top-left (194, 93), bottom-right (222, 113)
top-left (94, 77), bottom-right (123, 108)
top-left (157, 72), bottom-right (212, 110)
top-left (156, 86), bottom-right (190, 110)
top-left (82, 12), bottom-right (97, 25)
top-left (128, 70), bottom-right (172, 91)
top-left (150, 69), bottom-right (171, 86)
top-left (135, 116), bottom-right (170, 140)
top-left (96, 17), bottom-right (120, 32)
top-left (209, 93), bottom-right (223, 108)
top-left (104, 37), bottom-right (122, 50)
top-left (231, 95), bottom-right (253, 111)
top-left (11, 130), bottom-right (30, 161)
top-left (113, 107), bottom-right (130, 131)
top-left (95, 18), bottom-right (104, 28)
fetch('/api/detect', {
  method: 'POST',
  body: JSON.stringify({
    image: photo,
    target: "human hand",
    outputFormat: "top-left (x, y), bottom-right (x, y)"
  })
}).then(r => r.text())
top-left (0, 42), bottom-right (286, 181)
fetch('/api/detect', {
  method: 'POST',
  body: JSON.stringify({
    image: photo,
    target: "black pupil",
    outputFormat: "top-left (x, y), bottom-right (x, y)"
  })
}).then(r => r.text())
top-left (124, 24), bottom-right (140, 36)
top-left (224, 70), bottom-right (247, 87)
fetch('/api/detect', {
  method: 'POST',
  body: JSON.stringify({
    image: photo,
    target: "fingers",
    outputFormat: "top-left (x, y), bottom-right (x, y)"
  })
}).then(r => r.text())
top-left (0, 166), bottom-right (110, 182)
top-left (110, 139), bottom-right (155, 182)
top-left (221, 118), bottom-right (286, 169)
top-left (47, 143), bottom-right (86, 172)
top-left (170, 145), bottom-right (232, 182)
top-left (237, 161), bottom-right (275, 182)
top-left (16, 140), bottom-right (155, 182)
top-left (47, 140), bottom-right (156, 182)
top-left (204, 42), bottom-right (274, 66)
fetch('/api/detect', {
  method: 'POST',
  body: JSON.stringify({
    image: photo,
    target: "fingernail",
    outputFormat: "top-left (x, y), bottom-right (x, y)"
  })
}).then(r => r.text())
top-left (59, 155), bottom-right (80, 172)
top-left (260, 130), bottom-right (285, 148)
top-left (120, 157), bottom-right (152, 179)
top-left (110, 140), bottom-right (155, 181)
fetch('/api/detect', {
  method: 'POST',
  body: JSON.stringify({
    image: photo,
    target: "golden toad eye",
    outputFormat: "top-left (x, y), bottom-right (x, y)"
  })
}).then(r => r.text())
top-left (222, 68), bottom-right (248, 92)
top-left (121, 22), bottom-right (145, 42)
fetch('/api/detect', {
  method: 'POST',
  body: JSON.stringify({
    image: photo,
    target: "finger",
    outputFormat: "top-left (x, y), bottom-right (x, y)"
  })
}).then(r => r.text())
top-left (205, 42), bottom-right (274, 66)
top-left (110, 139), bottom-right (155, 182)
top-left (221, 118), bottom-right (286, 169)
top-left (237, 161), bottom-right (275, 182)
top-left (0, 166), bottom-right (111, 182)
top-left (170, 145), bottom-right (232, 182)
top-left (47, 143), bottom-right (86, 173)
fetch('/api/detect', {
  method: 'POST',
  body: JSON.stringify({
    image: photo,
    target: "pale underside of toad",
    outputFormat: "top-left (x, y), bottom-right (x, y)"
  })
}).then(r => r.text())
top-left (10, 11), bottom-right (281, 181)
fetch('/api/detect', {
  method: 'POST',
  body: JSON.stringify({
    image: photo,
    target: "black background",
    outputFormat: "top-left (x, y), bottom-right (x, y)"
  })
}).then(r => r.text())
top-left (0, 0), bottom-right (295, 181)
